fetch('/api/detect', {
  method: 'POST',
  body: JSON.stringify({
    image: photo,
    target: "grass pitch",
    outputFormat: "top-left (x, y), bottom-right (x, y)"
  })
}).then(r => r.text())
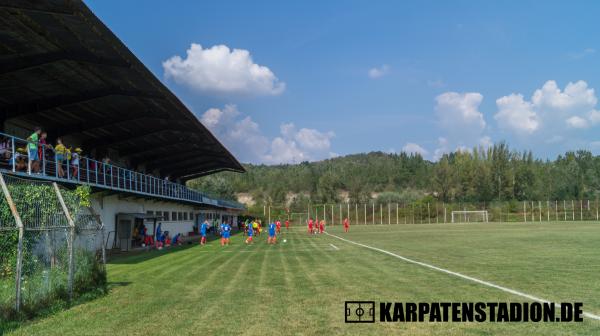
top-left (6, 221), bottom-right (600, 335)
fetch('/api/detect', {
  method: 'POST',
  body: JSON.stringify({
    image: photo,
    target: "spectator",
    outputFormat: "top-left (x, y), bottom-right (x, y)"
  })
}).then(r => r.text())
top-left (0, 137), bottom-right (11, 161)
top-left (72, 148), bottom-right (82, 179)
top-left (54, 138), bottom-right (67, 177)
top-left (172, 233), bottom-right (183, 246)
top-left (12, 147), bottom-right (27, 171)
top-left (38, 131), bottom-right (49, 166)
top-left (26, 126), bottom-right (42, 174)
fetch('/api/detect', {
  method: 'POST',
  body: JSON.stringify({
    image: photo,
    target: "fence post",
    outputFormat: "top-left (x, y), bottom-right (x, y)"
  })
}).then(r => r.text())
top-left (523, 201), bottom-right (526, 222)
top-left (388, 203), bottom-right (391, 225)
top-left (547, 201), bottom-right (550, 221)
top-left (427, 203), bottom-right (431, 224)
top-left (355, 204), bottom-right (358, 226)
top-left (396, 203), bottom-right (399, 225)
top-left (380, 204), bottom-right (383, 225)
top-left (572, 200), bottom-right (575, 221)
top-left (87, 206), bottom-right (106, 265)
top-left (580, 200), bottom-right (583, 221)
top-left (364, 203), bottom-right (366, 225)
top-left (53, 182), bottom-right (76, 302)
top-left (331, 204), bottom-right (334, 226)
top-left (0, 173), bottom-right (24, 312)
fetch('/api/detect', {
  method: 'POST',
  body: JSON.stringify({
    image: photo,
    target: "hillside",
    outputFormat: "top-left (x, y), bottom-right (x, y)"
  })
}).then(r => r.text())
top-left (188, 143), bottom-right (600, 207)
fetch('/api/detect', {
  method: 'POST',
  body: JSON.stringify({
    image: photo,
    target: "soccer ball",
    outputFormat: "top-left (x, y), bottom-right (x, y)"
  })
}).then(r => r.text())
top-left (283, 239), bottom-right (287, 243)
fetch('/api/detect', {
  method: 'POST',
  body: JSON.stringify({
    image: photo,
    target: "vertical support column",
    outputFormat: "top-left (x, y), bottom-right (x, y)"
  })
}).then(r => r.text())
top-left (580, 200), bottom-right (583, 221)
top-left (396, 203), bottom-right (399, 225)
top-left (538, 201), bottom-right (542, 222)
top-left (572, 200), bottom-right (575, 221)
top-left (355, 203), bottom-right (358, 226)
top-left (379, 204), bottom-right (382, 225)
top-left (0, 173), bottom-right (24, 312)
top-left (523, 201), bottom-right (526, 222)
top-left (563, 200), bottom-right (567, 221)
top-left (339, 204), bottom-right (342, 225)
top-left (347, 203), bottom-right (350, 224)
top-left (388, 203), bottom-right (391, 225)
top-left (331, 204), bottom-right (334, 226)
top-left (53, 182), bottom-right (75, 302)
top-left (372, 203), bottom-right (375, 225)
top-left (364, 203), bottom-right (366, 225)
top-left (547, 201), bottom-right (550, 221)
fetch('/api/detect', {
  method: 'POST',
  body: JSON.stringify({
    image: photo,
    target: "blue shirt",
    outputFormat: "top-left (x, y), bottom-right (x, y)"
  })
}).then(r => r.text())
top-left (200, 222), bottom-right (208, 235)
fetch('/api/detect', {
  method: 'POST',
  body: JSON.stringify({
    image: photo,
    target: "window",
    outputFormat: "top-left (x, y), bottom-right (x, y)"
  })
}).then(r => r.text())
top-left (190, 212), bottom-right (194, 221)
top-left (147, 210), bottom-right (154, 216)
top-left (178, 212), bottom-right (183, 221)
top-left (163, 211), bottom-right (169, 221)
top-left (172, 212), bottom-right (177, 221)
top-left (183, 212), bottom-right (188, 221)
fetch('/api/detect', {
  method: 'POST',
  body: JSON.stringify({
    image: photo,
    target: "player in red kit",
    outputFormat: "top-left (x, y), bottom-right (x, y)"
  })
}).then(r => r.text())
top-left (319, 220), bottom-right (325, 234)
top-left (276, 220), bottom-right (281, 234)
top-left (343, 217), bottom-right (349, 233)
top-left (308, 218), bottom-right (313, 234)
top-left (285, 219), bottom-right (289, 230)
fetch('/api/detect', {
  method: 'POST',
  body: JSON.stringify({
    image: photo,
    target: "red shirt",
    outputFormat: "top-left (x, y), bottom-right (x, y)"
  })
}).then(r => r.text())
top-left (285, 221), bottom-right (289, 226)
top-left (343, 219), bottom-right (349, 227)
top-left (276, 221), bottom-right (281, 228)
top-left (308, 219), bottom-right (313, 228)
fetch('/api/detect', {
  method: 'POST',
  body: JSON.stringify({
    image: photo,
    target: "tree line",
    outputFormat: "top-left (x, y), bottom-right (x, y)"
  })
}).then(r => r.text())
top-left (187, 143), bottom-right (600, 207)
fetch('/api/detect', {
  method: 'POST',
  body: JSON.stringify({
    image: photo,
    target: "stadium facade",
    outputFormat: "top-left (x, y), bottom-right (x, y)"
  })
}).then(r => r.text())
top-left (0, 1), bottom-right (245, 251)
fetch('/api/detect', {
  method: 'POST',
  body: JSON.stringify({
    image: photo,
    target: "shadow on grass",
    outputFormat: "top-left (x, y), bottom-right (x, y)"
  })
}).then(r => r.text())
top-left (107, 230), bottom-right (247, 265)
top-left (0, 285), bottom-right (109, 335)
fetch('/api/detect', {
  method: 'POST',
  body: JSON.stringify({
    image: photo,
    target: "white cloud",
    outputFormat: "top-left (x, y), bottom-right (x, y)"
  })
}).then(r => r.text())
top-left (368, 64), bottom-right (390, 79)
top-left (494, 94), bottom-right (539, 134)
top-left (433, 137), bottom-right (449, 161)
top-left (566, 116), bottom-right (589, 129)
top-left (163, 43), bottom-right (285, 95)
top-left (401, 143), bottom-right (428, 156)
top-left (495, 80), bottom-right (600, 134)
top-left (435, 92), bottom-right (486, 133)
top-left (201, 105), bottom-right (333, 164)
top-left (567, 48), bottom-right (596, 60)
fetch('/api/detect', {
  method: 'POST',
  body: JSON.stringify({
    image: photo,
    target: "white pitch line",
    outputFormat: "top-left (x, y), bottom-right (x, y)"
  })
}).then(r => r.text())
top-left (329, 243), bottom-right (339, 250)
top-left (326, 232), bottom-right (600, 321)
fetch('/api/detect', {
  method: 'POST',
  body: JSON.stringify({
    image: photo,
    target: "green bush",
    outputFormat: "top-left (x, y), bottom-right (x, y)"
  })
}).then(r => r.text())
top-left (0, 183), bottom-right (106, 322)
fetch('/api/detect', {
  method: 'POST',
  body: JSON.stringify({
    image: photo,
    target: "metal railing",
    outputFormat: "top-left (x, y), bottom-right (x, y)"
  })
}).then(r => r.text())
top-left (0, 131), bottom-right (244, 210)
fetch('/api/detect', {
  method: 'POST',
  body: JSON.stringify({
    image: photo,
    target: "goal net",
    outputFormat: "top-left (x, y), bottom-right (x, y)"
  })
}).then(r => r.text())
top-left (451, 210), bottom-right (488, 223)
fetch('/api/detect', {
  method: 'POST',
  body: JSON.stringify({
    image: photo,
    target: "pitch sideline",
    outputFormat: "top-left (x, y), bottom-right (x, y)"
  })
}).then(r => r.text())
top-left (326, 232), bottom-right (600, 321)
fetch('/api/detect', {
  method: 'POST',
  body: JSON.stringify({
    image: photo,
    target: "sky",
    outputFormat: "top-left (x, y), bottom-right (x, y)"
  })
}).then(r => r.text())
top-left (86, 0), bottom-right (600, 164)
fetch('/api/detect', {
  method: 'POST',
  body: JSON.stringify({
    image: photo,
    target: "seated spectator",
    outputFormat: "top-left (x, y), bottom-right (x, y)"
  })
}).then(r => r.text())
top-left (12, 147), bottom-right (27, 171)
top-left (0, 137), bottom-right (10, 160)
top-left (164, 232), bottom-right (171, 247)
top-left (172, 233), bottom-right (183, 246)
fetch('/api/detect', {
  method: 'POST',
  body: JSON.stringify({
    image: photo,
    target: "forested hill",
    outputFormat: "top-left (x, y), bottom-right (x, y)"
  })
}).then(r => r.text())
top-left (188, 144), bottom-right (600, 206)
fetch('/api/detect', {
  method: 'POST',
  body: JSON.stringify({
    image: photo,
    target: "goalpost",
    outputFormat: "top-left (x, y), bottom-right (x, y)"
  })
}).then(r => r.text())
top-left (451, 210), bottom-right (488, 223)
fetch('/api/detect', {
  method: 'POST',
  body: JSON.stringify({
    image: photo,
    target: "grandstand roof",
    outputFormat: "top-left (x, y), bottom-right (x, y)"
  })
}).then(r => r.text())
top-left (0, 0), bottom-right (245, 180)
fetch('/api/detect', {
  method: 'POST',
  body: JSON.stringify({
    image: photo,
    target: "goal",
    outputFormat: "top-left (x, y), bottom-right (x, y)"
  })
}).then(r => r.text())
top-left (451, 210), bottom-right (488, 223)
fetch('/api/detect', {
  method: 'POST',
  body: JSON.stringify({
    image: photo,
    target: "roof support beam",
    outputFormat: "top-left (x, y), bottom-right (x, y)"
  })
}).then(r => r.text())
top-left (1, 87), bottom-right (163, 120)
top-left (0, 50), bottom-right (130, 76)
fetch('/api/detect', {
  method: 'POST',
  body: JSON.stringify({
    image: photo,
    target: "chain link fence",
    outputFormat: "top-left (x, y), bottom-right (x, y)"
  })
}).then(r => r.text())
top-left (0, 173), bottom-right (106, 321)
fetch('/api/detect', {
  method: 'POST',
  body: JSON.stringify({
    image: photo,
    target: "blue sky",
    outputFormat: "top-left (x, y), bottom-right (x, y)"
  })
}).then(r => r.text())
top-left (86, 0), bottom-right (600, 163)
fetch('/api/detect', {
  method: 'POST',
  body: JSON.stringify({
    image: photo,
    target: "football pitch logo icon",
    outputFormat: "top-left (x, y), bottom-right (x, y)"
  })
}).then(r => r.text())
top-left (345, 301), bottom-right (375, 323)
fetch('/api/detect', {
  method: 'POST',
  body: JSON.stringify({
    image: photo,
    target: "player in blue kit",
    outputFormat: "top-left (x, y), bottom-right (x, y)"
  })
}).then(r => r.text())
top-left (221, 222), bottom-right (232, 246)
top-left (199, 220), bottom-right (208, 245)
top-left (267, 222), bottom-right (277, 244)
top-left (245, 221), bottom-right (254, 244)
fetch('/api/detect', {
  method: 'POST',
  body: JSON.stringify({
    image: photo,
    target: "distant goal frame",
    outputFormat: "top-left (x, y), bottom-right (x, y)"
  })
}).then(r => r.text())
top-left (451, 210), bottom-right (489, 223)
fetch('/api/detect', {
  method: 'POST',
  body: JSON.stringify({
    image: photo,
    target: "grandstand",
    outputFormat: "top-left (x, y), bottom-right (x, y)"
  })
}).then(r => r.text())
top-left (0, 0), bottom-right (245, 251)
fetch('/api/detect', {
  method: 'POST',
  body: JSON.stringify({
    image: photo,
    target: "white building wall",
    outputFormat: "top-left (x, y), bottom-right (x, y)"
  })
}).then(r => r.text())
top-left (90, 194), bottom-right (241, 242)
top-left (91, 194), bottom-right (196, 238)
